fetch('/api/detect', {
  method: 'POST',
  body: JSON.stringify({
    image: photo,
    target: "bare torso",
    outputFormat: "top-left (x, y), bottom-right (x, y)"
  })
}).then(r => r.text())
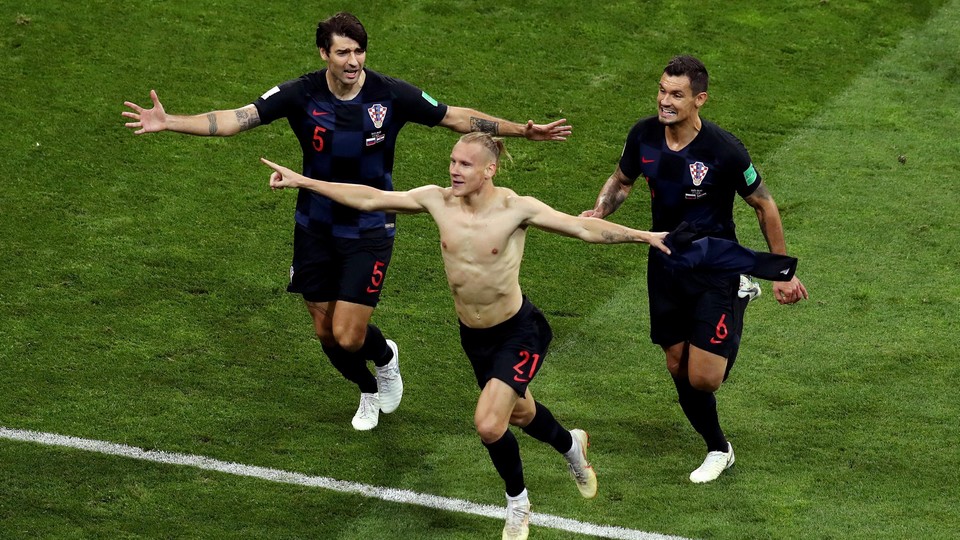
top-left (425, 186), bottom-right (528, 328)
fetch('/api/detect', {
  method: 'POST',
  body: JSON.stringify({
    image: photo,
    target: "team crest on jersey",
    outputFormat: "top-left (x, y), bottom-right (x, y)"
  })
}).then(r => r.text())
top-left (367, 103), bottom-right (387, 129)
top-left (689, 161), bottom-right (709, 186)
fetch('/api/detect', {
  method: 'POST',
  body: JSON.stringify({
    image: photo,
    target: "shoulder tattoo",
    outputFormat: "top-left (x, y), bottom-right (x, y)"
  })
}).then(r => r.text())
top-left (469, 117), bottom-right (499, 135)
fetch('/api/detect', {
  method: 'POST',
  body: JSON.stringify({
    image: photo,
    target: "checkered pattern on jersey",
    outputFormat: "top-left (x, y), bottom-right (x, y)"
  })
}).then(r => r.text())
top-left (618, 117), bottom-right (761, 241)
top-left (255, 69), bottom-right (447, 239)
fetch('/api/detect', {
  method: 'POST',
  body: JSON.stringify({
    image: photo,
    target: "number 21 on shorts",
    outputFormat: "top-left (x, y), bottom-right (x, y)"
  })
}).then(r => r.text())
top-left (513, 350), bottom-right (540, 383)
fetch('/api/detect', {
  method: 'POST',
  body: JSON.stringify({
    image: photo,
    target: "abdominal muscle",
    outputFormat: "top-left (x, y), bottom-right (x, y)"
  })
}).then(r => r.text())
top-left (434, 194), bottom-right (528, 329)
top-left (444, 251), bottom-right (524, 329)
top-left (452, 283), bottom-right (523, 329)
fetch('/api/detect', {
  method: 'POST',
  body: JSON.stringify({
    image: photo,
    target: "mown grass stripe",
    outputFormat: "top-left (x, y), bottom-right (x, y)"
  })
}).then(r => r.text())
top-left (0, 426), bottom-right (690, 540)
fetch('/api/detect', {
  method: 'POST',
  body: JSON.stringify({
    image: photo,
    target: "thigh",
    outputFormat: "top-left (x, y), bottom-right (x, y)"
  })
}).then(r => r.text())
top-left (687, 344), bottom-right (729, 392)
top-left (331, 300), bottom-right (376, 343)
top-left (648, 259), bottom-right (692, 347)
top-left (333, 236), bottom-right (394, 307)
top-left (305, 300), bottom-right (337, 342)
top-left (288, 226), bottom-right (340, 303)
top-left (689, 273), bottom-right (745, 361)
top-left (475, 378), bottom-right (522, 434)
top-left (462, 306), bottom-right (552, 398)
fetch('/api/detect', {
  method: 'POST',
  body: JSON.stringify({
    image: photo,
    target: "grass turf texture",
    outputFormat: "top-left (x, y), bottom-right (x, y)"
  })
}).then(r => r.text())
top-left (2, 0), bottom-right (958, 538)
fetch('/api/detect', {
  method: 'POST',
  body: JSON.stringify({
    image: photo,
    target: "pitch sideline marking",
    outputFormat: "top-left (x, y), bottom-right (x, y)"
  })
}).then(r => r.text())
top-left (0, 426), bottom-right (689, 540)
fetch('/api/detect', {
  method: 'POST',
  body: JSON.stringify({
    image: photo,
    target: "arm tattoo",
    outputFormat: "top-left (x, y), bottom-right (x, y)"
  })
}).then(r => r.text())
top-left (469, 117), bottom-right (500, 135)
top-left (751, 183), bottom-right (773, 201)
top-left (597, 186), bottom-right (627, 216)
top-left (600, 229), bottom-right (629, 243)
top-left (206, 113), bottom-right (218, 135)
top-left (235, 108), bottom-right (261, 131)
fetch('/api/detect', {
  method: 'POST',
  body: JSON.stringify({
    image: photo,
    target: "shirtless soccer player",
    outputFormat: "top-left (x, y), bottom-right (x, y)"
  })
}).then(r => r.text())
top-left (261, 132), bottom-right (669, 540)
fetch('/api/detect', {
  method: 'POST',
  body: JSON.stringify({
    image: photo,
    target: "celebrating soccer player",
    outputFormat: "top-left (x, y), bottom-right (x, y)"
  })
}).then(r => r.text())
top-left (122, 12), bottom-right (571, 431)
top-left (261, 133), bottom-right (668, 539)
top-left (581, 55), bottom-right (808, 483)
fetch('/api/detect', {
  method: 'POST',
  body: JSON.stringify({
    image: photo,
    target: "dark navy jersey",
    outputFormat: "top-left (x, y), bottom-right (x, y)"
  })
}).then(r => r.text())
top-left (619, 117), bottom-right (761, 242)
top-left (254, 69), bottom-right (448, 238)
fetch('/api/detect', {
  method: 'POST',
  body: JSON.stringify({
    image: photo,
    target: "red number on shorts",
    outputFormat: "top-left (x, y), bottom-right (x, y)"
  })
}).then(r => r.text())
top-left (513, 350), bottom-right (540, 383)
top-left (366, 261), bottom-right (385, 293)
top-left (710, 313), bottom-right (728, 344)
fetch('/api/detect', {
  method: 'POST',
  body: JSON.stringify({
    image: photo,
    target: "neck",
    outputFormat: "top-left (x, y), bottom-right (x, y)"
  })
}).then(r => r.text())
top-left (458, 182), bottom-right (496, 212)
top-left (664, 116), bottom-right (702, 150)
top-left (327, 70), bottom-right (364, 100)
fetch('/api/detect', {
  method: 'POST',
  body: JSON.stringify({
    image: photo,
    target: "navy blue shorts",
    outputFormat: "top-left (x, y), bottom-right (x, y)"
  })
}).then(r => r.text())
top-left (648, 254), bottom-right (748, 371)
top-left (288, 225), bottom-right (393, 306)
top-left (459, 297), bottom-right (553, 397)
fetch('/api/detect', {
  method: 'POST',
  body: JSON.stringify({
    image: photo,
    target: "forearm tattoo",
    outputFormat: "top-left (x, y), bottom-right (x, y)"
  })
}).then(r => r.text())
top-left (469, 117), bottom-right (500, 135)
top-left (600, 229), bottom-right (630, 243)
top-left (236, 108), bottom-right (261, 131)
top-left (750, 184), bottom-right (775, 247)
top-left (597, 189), bottom-right (626, 216)
top-left (206, 113), bottom-right (218, 135)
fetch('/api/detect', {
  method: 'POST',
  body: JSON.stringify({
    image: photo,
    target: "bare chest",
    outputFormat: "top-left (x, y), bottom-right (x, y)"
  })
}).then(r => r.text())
top-left (435, 212), bottom-right (522, 263)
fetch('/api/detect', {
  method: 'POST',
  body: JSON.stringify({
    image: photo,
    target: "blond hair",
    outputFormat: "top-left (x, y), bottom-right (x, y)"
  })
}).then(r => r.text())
top-left (458, 132), bottom-right (512, 166)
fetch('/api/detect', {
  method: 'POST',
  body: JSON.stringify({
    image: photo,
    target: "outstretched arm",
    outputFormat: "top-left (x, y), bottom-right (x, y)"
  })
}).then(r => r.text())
top-left (261, 158), bottom-right (430, 214)
top-left (744, 183), bottom-right (809, 304)
top-left (122, 90), bottom-right (260, 136)
top-left (580, 165), bottom-right (636, 218)
top-left (517, 196), bottom-right (670, 254)
top-left (438, 106), bottom-right (571, 141)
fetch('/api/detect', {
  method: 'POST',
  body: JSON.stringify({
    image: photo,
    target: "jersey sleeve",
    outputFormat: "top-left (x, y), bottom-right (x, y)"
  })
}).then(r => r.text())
top-left (724, 133), bottom-right (763, 198)
top-left (387, 77), bottom-right (448, 127)
top-left (617, 122), bottom-right (644, 180)
top-left (252, 78), bottom-right (303, 126)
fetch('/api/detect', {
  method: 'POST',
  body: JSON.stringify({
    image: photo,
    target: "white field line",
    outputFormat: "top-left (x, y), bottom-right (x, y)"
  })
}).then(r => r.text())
top-left (0, 426), bottom-right (690, 540)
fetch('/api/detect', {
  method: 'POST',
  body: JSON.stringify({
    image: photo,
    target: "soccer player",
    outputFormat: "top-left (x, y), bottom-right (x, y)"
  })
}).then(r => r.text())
top-left (121, 12), bottom-right (571, 431)
top-left (260, 132), bottom-right (669, 540)
top-left (581, 55), bottom-right (808, 483)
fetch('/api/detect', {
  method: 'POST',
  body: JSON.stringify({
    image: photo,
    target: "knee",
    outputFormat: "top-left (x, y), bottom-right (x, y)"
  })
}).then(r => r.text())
top-left (333, 324), bottom-right (367, 352)
top-left (309, 313), bottom-right (335, 346)
top-left (666, 359), bottom-right (682, 377)
top-left (315, 328), bottom-right (336, 347)
top-left (665, 351), bottom-right (684, 377)
top-left (688, 372), bottom-right (722, 393)
top-left (509, 407), bottom-right (535, 428)
top-left (475, 417), bottom-right (508, 444)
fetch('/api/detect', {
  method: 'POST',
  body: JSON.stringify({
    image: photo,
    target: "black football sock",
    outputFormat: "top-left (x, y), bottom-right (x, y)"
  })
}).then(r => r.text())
top-left (483, 430), bottom-right (526, 497)
top-left (322, 343), bottom-right (377, 394)
top-left (672, 375), bottom-right (728, 453)
top-left (520, 401), bottom-right (574, 454)
top-left (357, 324), bottom-right (393, 367)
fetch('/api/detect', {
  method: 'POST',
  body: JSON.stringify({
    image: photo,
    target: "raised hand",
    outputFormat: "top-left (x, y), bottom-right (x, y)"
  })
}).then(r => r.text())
top-left (122, 90), bottom-right (167, 134)
top-left (260, 157), bottom-right (299, 190)
top-left (523, 118), bottom-right (572, 141)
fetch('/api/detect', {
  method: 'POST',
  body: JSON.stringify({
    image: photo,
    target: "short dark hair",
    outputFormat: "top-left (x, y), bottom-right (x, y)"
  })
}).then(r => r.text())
top-left (664, 55), bottom-right (708, 95)
top-left (316, 12), bottom-right (367, 51)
